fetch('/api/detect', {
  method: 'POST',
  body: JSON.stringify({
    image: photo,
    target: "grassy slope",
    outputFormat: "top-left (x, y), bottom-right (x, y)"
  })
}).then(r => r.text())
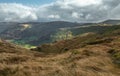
top-left (0, 26), bottom-right (120, 76)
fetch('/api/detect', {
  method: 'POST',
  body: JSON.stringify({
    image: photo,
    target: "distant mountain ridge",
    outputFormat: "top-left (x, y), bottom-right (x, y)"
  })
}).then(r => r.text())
top-left (0, 21), bottom-right (80, 45)
top-left (102, 19), bottom-right (120, 24)
top-left (0, 19), bottom-right (120, 46)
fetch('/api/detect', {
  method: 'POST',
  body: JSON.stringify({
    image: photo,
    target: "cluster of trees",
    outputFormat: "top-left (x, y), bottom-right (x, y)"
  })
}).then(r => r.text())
top-left (51, 30), bottom-right (73, 42)
top-left (12, 40), bottom-right (36, 49)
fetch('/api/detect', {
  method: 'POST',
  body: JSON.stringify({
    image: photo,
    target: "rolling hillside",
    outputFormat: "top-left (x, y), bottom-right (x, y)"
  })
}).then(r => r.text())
top-left (0, 22), bottom-right (18, 33)
top-left (0, 21), bottom-right (80, 46)
top-left (0, 20), bottom-right (120, 47)
top-left (102, 19), bottom-right (120, 24)
top-left (0, 26), bottom-right (120, 76)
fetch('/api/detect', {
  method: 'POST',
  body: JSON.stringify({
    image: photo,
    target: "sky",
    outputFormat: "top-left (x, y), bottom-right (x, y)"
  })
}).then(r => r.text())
top-left (0, 0), bottom-right (120, 22)
top-left (0, 0), bottom-right (55, 5)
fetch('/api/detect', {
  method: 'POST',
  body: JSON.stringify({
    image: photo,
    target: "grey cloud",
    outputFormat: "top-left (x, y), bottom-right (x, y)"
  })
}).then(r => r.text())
top-left (0, 0), bottom-right (120, 22)
top-left (37, 0), bottom-right (120, 22)
top-left (109, 4), bottom-right (120, 19)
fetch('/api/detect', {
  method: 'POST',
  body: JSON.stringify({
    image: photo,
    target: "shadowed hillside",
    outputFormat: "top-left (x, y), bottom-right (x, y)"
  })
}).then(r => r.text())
top-left (0, 21), bottom-right (80, 46)
top-left (1, 20), bottom-right (120, 47)
top-left (33, 26), bottom-right (120, 53)
top-left (102, 19), bottom-right (120, 24)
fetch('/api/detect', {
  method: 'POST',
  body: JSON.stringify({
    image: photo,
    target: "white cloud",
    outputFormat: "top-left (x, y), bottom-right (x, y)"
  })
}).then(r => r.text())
top-left (60, 0), bottom-right (102, 7)
top-left (0, 0), bottom-right (120, 22)
top-left (0, 3), bottom-right (37, 22)
top-left (72, 12), bottom-right (80, 19)
top-left (48, 15), bottom-right (60, 19)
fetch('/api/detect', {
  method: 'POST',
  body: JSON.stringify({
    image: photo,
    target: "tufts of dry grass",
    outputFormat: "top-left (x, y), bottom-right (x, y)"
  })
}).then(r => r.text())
top-left (0, 30), bottom-right (120, 76)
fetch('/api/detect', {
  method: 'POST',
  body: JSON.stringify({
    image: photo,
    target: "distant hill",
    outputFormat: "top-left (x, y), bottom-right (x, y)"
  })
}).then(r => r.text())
top-left (102, 19), bottom-right (120, 24)
top-left (0, 21), bottom-right (80, 45)
top-left (33, 26), bottom-right (120, 53)
top-left (0, 20), bottom-right (120, 46)
top-left (0, 22), bottom-right (19, 33)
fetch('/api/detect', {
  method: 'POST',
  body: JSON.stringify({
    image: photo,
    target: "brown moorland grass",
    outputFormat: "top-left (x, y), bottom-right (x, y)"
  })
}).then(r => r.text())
top-left (0, 30), bottom-right (120, 76)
